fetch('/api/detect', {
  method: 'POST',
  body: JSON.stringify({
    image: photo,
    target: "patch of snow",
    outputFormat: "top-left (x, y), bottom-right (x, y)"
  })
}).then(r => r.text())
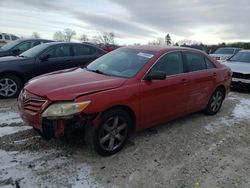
top-left (0, 126), bottom-right (31, 137)
top-left (0, 111), bottom-right (22, 125)
top-left (204, 117), bottom-right (234, 133)
top-left (232, 99), bottom-right (250, 119)
top-left (0, 150), bottom-right (102, 187)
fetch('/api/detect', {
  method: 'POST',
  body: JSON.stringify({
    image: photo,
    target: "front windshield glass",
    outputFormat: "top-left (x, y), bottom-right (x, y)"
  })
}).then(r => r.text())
top-left (87, 48), bottom-right (156, 78)
top-left (228, 51), bottom-right (250, 63)
top-left (0, 40), bottom-right (20, 50)
top-left (213, 48), bottom-right (234, 55)
top-left (20, 43), bottom-right (49, 58)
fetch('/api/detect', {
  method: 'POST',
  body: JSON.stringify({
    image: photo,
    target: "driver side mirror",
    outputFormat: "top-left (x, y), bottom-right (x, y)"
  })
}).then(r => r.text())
top-left (144, 70), bottom-right (166, 80)
top-left (39, 54), bottom-right (50, 62)
top-left (12, 49), bottom-right (20, 55)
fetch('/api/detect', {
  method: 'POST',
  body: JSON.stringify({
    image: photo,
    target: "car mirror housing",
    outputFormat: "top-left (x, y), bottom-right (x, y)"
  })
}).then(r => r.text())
top-left (144, 70), bottom-right (166, 80)
top-left (39, 54), bottom-right (50, 61)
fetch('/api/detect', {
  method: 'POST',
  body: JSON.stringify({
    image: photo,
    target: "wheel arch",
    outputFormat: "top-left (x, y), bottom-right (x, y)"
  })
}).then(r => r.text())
top-left (0, 71), bottom-right (26, 85)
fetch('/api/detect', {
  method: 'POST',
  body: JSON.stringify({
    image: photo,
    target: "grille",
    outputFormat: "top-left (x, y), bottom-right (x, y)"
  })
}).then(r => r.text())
top-left (233, 72), bottom-right (250, 79)
top-left (23, 98), bottom-right (47, 113)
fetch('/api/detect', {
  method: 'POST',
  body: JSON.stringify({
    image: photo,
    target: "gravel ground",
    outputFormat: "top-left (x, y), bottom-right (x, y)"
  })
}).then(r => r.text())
top-left (0, 91), bottom-right (249, 188)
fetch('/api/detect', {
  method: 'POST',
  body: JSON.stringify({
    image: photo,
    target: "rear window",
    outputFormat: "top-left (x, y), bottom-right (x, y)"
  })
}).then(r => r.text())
top-left (214, 48), bottom-right (234, 55)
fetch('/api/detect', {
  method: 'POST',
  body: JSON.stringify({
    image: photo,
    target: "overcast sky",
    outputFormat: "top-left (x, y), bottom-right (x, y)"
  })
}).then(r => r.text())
top-left (0, 0), bottom-right (249, 45)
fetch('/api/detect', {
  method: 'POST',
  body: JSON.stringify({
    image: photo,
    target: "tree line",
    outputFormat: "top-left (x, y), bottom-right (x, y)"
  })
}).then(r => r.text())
top-left (30, 31), bottom-right (250, 52)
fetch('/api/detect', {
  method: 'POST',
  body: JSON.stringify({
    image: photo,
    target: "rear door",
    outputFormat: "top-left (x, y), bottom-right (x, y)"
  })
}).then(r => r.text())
top-left (35, 44), bottom-right (73, 76)
top-left (140, 51), bottom-right (189, 128)
top-left (71, 44), bottom-right (104, 67)
top-left (183, 51), bottom-right (217, 112)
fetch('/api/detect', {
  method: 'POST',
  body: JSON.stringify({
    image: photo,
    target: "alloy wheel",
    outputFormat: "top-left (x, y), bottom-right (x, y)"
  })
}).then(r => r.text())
top-left (210, 90), bottom-right (223, 112)
top-left (98, 116), bottom-right (128, 151)
top-left (0, 78), bottom-right (18, 97)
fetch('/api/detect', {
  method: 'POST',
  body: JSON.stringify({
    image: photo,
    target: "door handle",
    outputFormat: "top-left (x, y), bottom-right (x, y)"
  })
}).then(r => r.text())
top-left (65, 60), bottom-right (72, 63)
top-left (213, 72), bottom-right (217, 77)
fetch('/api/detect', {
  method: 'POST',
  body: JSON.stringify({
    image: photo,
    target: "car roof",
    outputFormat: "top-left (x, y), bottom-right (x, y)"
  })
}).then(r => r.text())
top-left (218, 47), bottom-right (241, 49)
top-left (14, 38), bottom-right (53, 42)
top-left (238, 49), bottom-right (250, 53)
top-left (124, 45), bottom-right (203, 53)
top-left (45, 42), bottom-right (104, 49)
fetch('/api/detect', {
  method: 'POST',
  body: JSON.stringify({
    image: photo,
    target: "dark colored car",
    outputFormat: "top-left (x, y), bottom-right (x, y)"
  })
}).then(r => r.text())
top-left (0, 39), bottom-right (53, 57)
top-left (18, 46), bottom-right (232, 156)
top-left (223, 50), bottom-right (250, 89)
top-left (0, 42), bottom-right (106, 98)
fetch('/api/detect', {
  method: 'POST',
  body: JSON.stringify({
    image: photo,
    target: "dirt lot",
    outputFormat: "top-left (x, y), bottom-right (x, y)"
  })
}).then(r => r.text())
top-left (0, 91), bottom-right (250, 188)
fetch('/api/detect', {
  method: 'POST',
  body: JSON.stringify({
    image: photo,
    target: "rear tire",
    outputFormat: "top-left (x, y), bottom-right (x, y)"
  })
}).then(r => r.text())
top-left (91, 108), bottom-right (132, 156)
top-left (204, 88), bottom-right (224, 115)
top-left (0, 75), bottom-right (23, 99)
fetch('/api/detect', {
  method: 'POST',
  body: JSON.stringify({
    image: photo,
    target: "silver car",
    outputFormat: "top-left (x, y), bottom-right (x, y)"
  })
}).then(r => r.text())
top-left (223, 50), bottom-right (250, 88)
top-left (210, 47), bottom-right (242, 63)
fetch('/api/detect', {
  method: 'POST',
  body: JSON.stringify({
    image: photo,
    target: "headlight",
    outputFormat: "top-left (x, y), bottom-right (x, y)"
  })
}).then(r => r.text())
top-left (42, 101), bottom-right (91, 118)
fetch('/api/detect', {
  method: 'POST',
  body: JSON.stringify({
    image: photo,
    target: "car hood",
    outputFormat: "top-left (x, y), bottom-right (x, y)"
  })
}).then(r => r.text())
top-left (223, 61), bottom-right (250, 74)
top-left (25, 68), bottom-right (127, 101)
top-left (0, 56), bottom-right (28, 63)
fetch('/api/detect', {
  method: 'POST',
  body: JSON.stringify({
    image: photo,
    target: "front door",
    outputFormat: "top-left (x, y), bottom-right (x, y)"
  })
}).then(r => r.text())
top-left (140, 51), bottom-right (189, 129)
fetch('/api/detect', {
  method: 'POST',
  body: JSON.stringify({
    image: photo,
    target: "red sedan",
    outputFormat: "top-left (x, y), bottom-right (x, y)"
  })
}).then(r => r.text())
top-left (18, 46), bottom-right (232, 156)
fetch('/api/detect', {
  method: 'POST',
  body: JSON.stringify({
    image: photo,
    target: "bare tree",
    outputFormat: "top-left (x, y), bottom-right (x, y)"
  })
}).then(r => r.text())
top-left (31, 32), bottom-right (40, 39)
top-left (80, 34), bottom-right (89, 42)
top-left (53, 29), bottom-right (76, 42)
top-left (93, 32), bottom-right (115, 44)
top-left (53, 31), bottom-right (64, 41)
top-left (148, 37), bottom-right (164, 45)
top-left (64, 28), bottom-right (76, 42)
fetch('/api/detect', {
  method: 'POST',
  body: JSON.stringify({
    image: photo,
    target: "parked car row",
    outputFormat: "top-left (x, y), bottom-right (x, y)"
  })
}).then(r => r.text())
top-left (0, 32), bottom-right (19, 47)
top-left (0, 38), bottom-right (246, 156)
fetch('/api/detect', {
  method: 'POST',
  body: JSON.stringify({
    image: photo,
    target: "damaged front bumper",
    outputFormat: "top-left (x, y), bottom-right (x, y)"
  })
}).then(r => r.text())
top-left (18, 91), bottom-right (99, 141)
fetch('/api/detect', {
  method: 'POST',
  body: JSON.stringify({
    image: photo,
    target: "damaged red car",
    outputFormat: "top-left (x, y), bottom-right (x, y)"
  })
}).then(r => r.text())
top-left (18, 46), bottom-right (232, 156)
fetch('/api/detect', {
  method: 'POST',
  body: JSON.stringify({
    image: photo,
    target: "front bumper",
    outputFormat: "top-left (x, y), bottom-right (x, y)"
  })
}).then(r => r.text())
top-left (18, 91), bottom-right (98, 140)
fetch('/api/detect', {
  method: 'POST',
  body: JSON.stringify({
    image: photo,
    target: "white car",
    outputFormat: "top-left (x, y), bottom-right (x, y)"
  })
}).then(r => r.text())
top-left (210, 47), bottom-right (242, 63)
top-left (0, 33), bottom-right (19, 47)
top-left (223, 50), bottom-right (250, 88)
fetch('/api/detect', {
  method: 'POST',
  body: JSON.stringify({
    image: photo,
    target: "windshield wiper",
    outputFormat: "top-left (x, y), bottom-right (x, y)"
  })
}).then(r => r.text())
top-left (86, 68), bottom-right (106, 75)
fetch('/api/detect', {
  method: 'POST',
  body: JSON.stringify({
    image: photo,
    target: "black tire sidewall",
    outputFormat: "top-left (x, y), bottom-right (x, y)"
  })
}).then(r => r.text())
top-left (93, 109), bottom-right (132, 156)
top-left (0, 75), bottom-right (23, 99)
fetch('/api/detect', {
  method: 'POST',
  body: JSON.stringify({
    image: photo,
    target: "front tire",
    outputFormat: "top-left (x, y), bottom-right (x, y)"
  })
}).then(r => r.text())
top-left (204, 88), bottom-right (224, 115)
top-left (0, 75), bottom-right (23, 99)
top-left (92, 108), bottom-right (132, 156)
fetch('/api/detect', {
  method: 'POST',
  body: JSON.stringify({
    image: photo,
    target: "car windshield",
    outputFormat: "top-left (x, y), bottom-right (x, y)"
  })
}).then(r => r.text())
top-left (0, 40), bottom-right (20, 50)
top-left (228, 51), bottom-right (250, 63)
top-left (20, 43), bottom-right (49, 58)
top-left (86, 48), bottom-right (156, 78)
top-left (213, 48), bottom-right (234, 55)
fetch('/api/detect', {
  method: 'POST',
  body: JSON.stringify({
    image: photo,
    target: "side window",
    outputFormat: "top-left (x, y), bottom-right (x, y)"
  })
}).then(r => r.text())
top-left (205, 58), bottom-right (215, 69)
top-left (14, 42), bottom-right (32, 53)
top-left (0, 35), bottom-right (3, 39)
top-left (73, 45), bottom-right (96, 56)
top-left (5, 35), bottom-right (10, 40)
top-left (184, 52), bottom-right (206, 72)
top-left (32, 41), bottom-right (41, 47)
top-left (47, 45), bottom-right (71, 58)
top-left (151, 52), bottom-right (184, 76)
